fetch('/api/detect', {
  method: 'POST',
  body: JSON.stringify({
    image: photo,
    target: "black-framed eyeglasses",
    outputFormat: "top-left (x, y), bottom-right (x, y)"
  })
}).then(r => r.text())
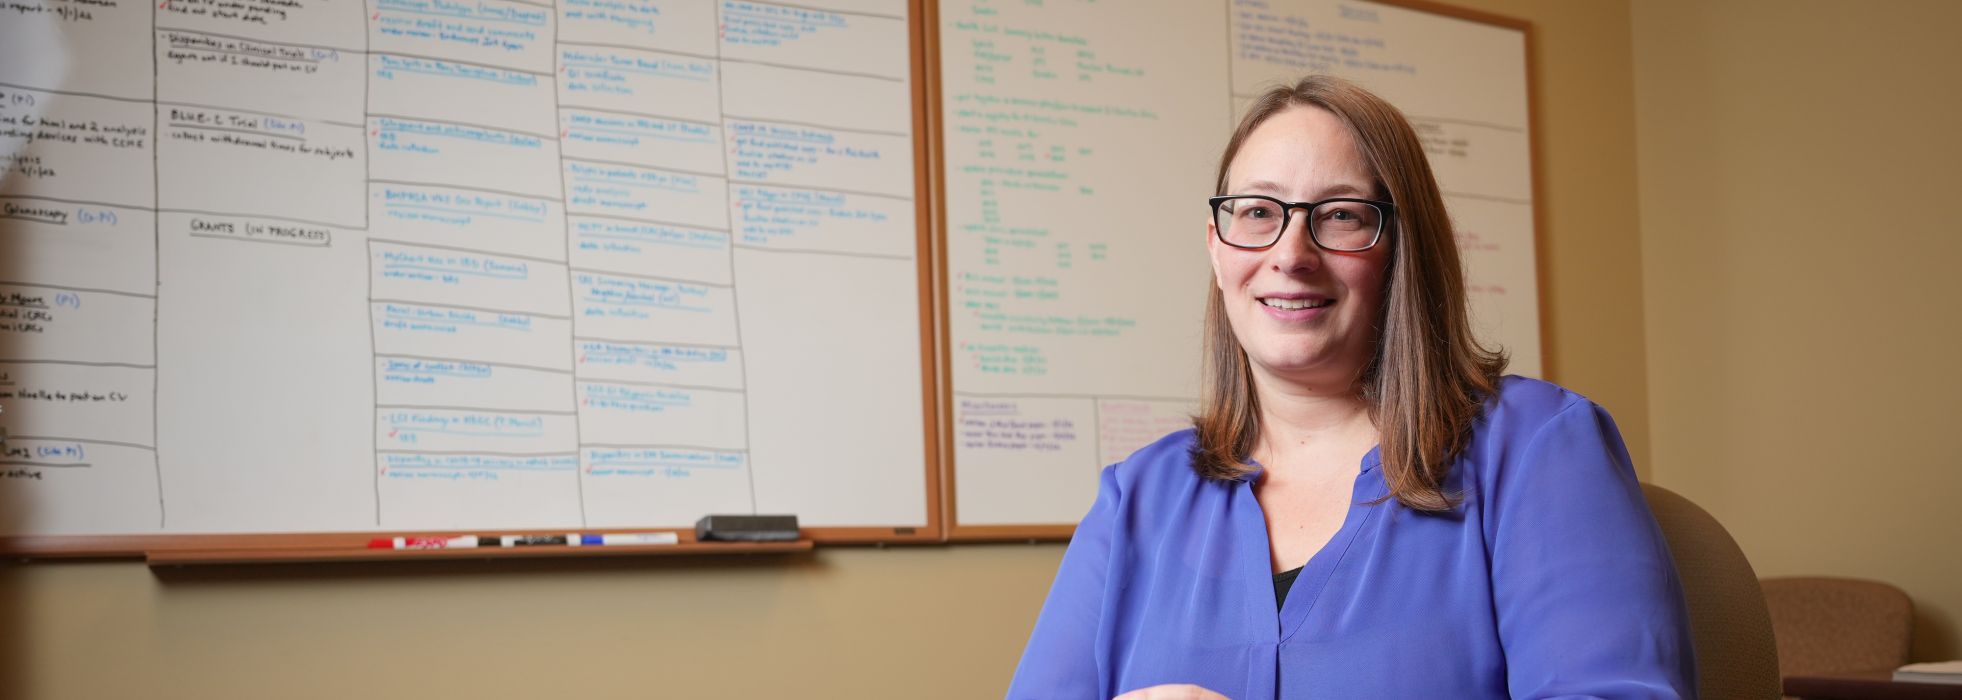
top-left (1208, 194), bottom-right (1395, 251)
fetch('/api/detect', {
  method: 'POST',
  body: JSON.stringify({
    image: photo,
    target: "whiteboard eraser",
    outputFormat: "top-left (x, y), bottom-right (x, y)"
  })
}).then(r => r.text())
top-left (695, 514), bottom-right (800, 542)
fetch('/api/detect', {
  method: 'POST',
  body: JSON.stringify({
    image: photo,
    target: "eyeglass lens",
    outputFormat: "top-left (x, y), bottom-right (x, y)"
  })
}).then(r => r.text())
top-left (1214, 196), bottom-right (1382, 251)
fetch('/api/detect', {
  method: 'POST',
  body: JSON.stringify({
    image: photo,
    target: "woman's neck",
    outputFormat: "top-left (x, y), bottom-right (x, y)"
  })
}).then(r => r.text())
top-left (1250, 375), bottom-right (1376, 474)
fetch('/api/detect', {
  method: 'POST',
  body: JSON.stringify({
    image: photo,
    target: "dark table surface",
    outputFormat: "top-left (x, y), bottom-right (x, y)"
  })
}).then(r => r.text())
top-left (1785, 668), bottom-right (1962, 700)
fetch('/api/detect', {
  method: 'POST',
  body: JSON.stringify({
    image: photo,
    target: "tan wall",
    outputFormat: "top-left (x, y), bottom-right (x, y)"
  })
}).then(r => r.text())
top-left (0, 2), bottom-right (1653, 698)
top-left (0, 546), bottom-right (1065, 699)
top-left (1633, 0), bottom-right (1962, 662)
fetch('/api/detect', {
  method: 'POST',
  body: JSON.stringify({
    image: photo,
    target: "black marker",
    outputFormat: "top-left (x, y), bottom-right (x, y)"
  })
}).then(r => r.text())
top-left (487, 534), bottom-right (576, 546)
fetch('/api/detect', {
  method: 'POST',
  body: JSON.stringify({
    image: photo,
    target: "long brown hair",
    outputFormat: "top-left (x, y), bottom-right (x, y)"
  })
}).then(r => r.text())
top-left (1192, 76), bottom-right (1506, 511)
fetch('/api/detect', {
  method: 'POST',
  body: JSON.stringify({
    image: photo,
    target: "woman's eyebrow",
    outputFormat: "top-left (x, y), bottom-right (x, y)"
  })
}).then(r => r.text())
top-left (1229, 181), bottom-right (1372, 199)
top-left (1316, 183), bottom-right (1371, 199)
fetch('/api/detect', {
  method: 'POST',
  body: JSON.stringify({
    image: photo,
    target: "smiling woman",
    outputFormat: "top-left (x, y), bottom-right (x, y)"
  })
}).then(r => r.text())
top-left (1194, 78), bottom-right (1497, 511)
top-left (1006, 77), bottom-right (1697, 699)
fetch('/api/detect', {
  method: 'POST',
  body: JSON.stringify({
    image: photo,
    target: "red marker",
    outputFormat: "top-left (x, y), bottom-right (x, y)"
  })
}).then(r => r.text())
top-left (367, 535), bottom-right (481, 550)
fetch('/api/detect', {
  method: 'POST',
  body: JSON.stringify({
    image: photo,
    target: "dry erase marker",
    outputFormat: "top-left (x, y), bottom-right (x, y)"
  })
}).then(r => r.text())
top-left (496, 534), bottom-right (578, 546)
top-left (367, 535), bottom-right (481, 550)
top-left (579, 532), bottom-right (679, 546)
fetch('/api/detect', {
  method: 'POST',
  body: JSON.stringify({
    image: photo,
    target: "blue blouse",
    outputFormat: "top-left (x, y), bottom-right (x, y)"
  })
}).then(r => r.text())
top-left (1008, 377), bottom-right (1696, 699)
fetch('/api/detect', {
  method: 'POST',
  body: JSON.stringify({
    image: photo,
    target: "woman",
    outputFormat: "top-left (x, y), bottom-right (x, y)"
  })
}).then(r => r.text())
top-left (1007, 76), bottom-right (1695, 699)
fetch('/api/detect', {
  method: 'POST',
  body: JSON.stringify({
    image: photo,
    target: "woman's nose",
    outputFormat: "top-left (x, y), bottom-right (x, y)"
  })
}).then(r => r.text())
top-left (1266, 215), bottom-right (1322, 273)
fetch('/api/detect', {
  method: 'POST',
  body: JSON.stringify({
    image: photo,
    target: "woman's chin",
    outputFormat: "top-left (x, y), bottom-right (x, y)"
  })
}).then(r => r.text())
top-left (1247, 354), bottom-right (1359, 389)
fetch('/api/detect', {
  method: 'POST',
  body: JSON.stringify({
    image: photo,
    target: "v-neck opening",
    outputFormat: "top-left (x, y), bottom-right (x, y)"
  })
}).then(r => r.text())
top-left (1241, 444), bottom-right (1386, 644)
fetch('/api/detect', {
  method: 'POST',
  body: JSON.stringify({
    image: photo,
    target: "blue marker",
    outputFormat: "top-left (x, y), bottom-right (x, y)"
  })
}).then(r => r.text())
top-left (579, 532), bottom-right (678, 546)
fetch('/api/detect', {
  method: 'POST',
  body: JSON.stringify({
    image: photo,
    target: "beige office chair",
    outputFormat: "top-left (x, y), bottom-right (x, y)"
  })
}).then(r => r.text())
top-left (1760, 576), bottom-right (1912, 677)
top-left (1642, 483), bottom-right (1783, 699)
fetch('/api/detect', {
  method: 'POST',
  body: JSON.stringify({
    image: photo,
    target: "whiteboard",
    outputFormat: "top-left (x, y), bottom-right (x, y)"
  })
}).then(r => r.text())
top-left (0, 0), bottom-right (935, 546)
top-left (939, 0), bottom-right (1541, 535)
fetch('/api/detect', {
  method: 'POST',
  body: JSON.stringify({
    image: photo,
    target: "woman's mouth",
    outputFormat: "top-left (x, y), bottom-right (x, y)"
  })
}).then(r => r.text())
top-left (1259, 297), bottom-right (1333, 310)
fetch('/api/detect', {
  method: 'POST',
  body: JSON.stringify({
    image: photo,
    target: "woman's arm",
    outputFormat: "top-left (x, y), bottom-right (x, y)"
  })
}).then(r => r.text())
top-left (1488, 400), bottom-right (1698, 699)
top-left (1006, 465), bottom-right (1123, 699)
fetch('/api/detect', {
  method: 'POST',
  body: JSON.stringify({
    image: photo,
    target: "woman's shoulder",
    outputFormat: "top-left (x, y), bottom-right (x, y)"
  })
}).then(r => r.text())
top-left (1089, 427), bottom-right (1235, 539)
top-left (1481, 375), bottom-right (1605, 433)
top-left (1462, 375), bottom-right (1635, 490)
top-left (1102, 427), bottom-right (1210, 497)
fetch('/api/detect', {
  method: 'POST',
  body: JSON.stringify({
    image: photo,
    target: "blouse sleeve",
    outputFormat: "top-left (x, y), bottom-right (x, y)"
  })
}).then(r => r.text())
top-left (1005, 465), bottom-right (1122, 700)
top-left (1487, 400), bottom-right (1699, 699)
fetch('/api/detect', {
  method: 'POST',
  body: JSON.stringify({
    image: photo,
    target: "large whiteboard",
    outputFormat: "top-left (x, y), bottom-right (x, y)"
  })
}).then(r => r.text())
top-left (940, 0), bottom-right (1541, 534)
top-left (0, 0), bottom-right (934, 546)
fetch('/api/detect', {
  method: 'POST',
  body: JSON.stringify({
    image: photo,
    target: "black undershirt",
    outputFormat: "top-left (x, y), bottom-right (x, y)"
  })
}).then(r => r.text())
top-left (1274, 565), bottom-right (1304, 609)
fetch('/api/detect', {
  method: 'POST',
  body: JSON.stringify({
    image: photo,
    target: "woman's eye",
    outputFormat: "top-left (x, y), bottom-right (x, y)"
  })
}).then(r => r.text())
top-left (1242, 205), bottom-right (1277, 219)
top-left (1319, 206), bottom-right (1370, 226)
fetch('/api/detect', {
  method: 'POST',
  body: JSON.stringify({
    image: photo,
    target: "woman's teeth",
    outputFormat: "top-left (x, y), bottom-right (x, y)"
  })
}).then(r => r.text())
top-left (1260, 298), bottom-right (1332, 310)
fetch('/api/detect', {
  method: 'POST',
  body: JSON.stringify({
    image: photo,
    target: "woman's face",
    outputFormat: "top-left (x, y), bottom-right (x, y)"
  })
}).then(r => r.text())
top-left (1208, 106), bottom-right (1391, 392)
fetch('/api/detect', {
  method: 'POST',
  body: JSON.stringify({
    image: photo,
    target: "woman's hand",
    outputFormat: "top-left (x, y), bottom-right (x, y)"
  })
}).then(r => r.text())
top-left (1112, 684), bottom-right (1232, 700)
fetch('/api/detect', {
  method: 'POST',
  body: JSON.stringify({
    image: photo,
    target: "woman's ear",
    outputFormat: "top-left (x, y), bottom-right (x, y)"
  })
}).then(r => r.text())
top-left (1204, 217), bottom-right (1225, 284)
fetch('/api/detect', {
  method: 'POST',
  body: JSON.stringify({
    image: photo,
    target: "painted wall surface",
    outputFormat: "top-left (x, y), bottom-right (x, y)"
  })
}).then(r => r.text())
top-left (0, 1), bottom-right (1660, 698)
top-left (1633, 0), bottom-right (1962, 662)
top-left (0, 547), bottom-right (1063, 699)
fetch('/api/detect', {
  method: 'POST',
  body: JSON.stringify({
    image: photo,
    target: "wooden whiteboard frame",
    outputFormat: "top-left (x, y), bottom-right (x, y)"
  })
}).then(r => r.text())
top-left (934, 0), bottom-right (1546, 542)
top-left (0, 0), bottom-right (945, 558)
